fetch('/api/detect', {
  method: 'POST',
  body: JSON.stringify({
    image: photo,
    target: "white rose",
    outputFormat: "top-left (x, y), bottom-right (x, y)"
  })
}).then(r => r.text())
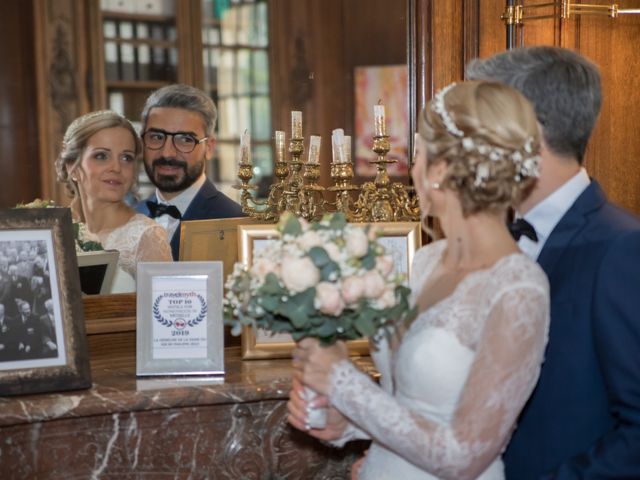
top-left (314, 282), bottom-right (345, 316)
top-left (324, 242), bottom-right (343, 263)
top-left (341, 275), bottom-right (365, 305)
top-left (345, 228), bottom-right (369, 258)
top-left (297, 231), bottom-right (323, 250)
top-left (375, 255), bottom-right (394, 277)
top-left (363, 270), bottom-right (385, 299)
top-left (250, 257), bottom-right (279, 282)
top-left (280, 256), bottom-right (320, 293)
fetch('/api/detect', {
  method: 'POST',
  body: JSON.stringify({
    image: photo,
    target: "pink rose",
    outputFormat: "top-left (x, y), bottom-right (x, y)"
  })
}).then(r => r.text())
top-left (375, 255), bottom-right (394, 277)
top-left (250, 257), bottom-right (279, 282)
top-left (345, 228), bottom-right (369, 258)
top-left (341, 275), bottom-right (365, 305)
top-left (315, 282), bottom-right (345, 316)
top-left (281, 256), bottom-right (320, 293)
top-left (368, 226), bottom-right (382, 241)
top-left (377, 286), bottom-right (397, 309)
top-left (363, 270), bottom-right (385, 299)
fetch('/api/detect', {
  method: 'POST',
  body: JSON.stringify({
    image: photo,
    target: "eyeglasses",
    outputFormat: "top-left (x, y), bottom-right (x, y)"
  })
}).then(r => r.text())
top-left (142, 129), bottom-right (208, 153)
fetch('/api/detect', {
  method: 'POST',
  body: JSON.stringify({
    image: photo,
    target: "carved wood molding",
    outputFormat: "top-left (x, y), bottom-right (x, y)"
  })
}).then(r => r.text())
top-left (34, 0), bottom-right (89, 205)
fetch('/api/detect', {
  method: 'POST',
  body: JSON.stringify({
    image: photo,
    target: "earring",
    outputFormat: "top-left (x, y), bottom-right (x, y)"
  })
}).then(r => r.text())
top-left (71, 176), bottom-right (78, 182)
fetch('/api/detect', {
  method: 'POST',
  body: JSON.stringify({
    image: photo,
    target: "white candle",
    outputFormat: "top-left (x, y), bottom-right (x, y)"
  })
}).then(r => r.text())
top-left (241, 130), bottom-right (251, 164)
top-left (343, 135), bottom-right (352, 164)
top-left (374, 104), bottom-right (386, 136)
top-left (291, 111), bottom-right (303, 139)
top-left (275, 130), bottom-right (286, 163)
top-left (413, 132), bottom-right (421, 161)
top-left (332, 128), bottom-right (346, 163)
top-left (308, 135), bottom-right (321, 164)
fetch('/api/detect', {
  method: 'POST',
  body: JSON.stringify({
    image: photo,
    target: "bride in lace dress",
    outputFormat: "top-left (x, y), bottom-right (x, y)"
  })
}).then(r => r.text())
top-left (288, 81), bottom-right (550, 479)
top-left (57, 111), bottom-right (172, 291)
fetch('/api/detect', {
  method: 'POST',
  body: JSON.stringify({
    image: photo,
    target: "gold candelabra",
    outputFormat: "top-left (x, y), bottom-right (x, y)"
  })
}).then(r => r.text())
top-left (235, 110), bottom-right (420, 223)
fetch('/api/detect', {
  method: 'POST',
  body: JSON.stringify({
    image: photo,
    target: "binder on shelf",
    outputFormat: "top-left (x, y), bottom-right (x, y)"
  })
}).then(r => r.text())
top-left (134, 0), bottom-right (163, 15)
top-left (109, 0), bottom-right (136, 13)
top-left (150, 23), bottom-right (167, 81)
top-left (103, 21), bottom-right (118, 82)
top-left (119, 21), bottom-right (135, 82)
top-left (136, 23), bottom-right (151, 81)
top-left (108, 92), bottom-right (125, 116)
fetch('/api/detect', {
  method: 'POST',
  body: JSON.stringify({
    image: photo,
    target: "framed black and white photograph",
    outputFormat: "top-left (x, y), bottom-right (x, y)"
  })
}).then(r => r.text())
top-left (0, 208), bottom-right (91, 396)
top-left (136, 261), bottom-right (225, 376)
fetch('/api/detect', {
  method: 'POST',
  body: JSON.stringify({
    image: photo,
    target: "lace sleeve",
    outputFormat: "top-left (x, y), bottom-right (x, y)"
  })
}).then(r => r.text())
top-left (329, 283), bottom-right (549, 480)
top-left (135, 224), bottom-right (173, 264)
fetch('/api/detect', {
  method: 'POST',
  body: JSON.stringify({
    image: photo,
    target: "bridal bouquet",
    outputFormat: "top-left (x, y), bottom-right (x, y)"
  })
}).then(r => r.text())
top-left (224, 212), bottom-right (414, 345)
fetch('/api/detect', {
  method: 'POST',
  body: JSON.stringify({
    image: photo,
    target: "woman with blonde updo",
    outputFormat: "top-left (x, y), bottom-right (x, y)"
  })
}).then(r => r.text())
top-left (57, 110), bottom-right (172, 291)
top-left (288, 81), bottom-right (550, 479)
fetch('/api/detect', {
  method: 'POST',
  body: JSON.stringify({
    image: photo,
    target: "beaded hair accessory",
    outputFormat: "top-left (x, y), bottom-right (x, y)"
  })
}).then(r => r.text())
top-left (430, 82), bottom-right (540, 186)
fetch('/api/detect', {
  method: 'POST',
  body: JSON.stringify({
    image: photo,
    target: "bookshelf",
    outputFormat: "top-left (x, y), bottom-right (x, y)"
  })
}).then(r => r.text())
top-left (87, 0), bottom-right (272, 201)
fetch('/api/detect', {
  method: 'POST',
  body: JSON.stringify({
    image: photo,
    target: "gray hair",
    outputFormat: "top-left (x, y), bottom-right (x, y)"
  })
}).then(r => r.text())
top-left (466, 46), bottom-right (601, 163)
top-left (140, 84), bottom-right (218, 137)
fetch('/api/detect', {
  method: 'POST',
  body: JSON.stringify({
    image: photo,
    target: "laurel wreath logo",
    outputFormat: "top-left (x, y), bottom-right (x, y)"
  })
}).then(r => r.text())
top-left (152, 293), bottom-right (208, 328)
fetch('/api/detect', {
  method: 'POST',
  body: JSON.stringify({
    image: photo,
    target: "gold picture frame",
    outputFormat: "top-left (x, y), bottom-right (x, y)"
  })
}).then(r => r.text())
top-left (238, 222), bottom-right (422, 360)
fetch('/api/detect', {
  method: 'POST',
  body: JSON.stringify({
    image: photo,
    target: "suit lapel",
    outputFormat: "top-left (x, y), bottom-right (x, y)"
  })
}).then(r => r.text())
top-left (537, 181), bottom-right (607, 277)
top-left (182, 180), bottom-right (218, 221)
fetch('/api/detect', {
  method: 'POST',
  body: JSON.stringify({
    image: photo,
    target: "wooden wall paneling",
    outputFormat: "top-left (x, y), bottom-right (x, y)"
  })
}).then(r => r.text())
top-left (431, 0), bottom-right (465, 89)
top-left (268, 0), bottom-right (347, 188)
top-left (34, 0), bottom-right (91, 206)
top-left (0, 3), bottom-right (40, 208)
top-left (478, 0), bottom-right (507, 59)
top-left (409, 0), bottom-right (433, 136)
top-left (567, 13), bottom-right (640, 214)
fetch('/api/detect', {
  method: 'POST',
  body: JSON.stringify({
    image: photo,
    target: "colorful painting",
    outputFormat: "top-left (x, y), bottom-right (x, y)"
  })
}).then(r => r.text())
top-left (354, 65), bottom-right (409, 177)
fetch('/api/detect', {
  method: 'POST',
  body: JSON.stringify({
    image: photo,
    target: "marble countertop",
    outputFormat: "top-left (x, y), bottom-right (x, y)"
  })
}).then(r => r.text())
top-left (0, 347), bottom-right (374, 428)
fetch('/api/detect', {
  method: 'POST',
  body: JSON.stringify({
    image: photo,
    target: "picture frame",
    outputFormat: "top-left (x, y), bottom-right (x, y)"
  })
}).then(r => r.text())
top-left (178, 216), bottom-right (264, 281)
top-left (238, 222), bottom-right (422, 360)
top-left (136, 261), bottom-right (225, 376)
top-left (0, 208), bottom-right (91, 396)
top-left (77, 250), bottom-right (119, 295)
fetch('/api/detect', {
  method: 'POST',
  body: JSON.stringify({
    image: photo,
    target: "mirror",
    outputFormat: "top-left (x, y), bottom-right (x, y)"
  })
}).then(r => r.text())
top-left (200, 0), bottom-right (410, 198)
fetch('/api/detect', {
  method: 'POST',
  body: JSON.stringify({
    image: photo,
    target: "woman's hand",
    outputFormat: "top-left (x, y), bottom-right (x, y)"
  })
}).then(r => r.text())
top-left (287, 375), bottom-right (349, 441)
top-left (292, 338), bottom-right (349, 395)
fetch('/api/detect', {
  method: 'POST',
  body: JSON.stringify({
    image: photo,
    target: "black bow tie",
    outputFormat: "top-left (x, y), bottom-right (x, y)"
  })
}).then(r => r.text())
top-left (508, 218), bottom-right (538, 242)
top-left (147, 201), bottom-right (182, 220)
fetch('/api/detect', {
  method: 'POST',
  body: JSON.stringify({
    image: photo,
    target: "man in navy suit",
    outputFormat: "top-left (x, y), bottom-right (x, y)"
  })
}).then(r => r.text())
top-left (468, 46), bottom-right (640, 478)
top-left (136, 84), bottom-right (244, 259)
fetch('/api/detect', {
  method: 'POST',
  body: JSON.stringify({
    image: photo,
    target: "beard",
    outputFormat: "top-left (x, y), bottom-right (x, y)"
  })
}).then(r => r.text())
top-left (144, 155), bottom-right (205, 193)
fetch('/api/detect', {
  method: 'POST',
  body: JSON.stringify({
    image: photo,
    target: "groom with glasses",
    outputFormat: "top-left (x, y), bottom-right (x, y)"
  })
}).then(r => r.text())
top-left (136, 84), bottom-right (244, 260)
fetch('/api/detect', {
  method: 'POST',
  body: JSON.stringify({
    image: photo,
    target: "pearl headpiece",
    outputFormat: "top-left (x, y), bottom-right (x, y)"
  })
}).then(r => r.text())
top-left (430, 82), bottom-right (541, 186)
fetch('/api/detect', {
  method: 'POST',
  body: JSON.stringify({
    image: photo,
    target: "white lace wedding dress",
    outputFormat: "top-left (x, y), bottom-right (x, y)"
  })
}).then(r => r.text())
top-left (98, 214), bottom-right (172, 292)
top-left (329, 240), bottom-right (550, 480)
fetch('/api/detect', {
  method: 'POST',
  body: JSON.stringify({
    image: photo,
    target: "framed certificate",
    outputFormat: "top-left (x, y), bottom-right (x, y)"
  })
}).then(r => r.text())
top-left (136, 261), bottom-right (224, 376)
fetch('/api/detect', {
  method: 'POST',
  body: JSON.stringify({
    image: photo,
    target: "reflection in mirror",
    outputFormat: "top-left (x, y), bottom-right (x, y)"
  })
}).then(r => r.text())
top-left (201, 0), bottom-right (409, 200)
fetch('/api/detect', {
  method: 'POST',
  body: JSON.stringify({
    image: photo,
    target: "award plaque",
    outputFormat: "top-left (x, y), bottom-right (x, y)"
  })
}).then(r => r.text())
top-left (136, 261), bottom-right (224, 376)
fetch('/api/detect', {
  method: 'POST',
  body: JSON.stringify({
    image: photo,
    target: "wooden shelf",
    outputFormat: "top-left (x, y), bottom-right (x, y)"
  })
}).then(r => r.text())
top-left (106, 80), bottom-right (170, 90)
top-left (101, 11), bottom-right (175, 24)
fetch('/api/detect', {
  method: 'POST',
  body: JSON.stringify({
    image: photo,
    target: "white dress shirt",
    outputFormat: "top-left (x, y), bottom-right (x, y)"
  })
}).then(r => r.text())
top-left (518, 168), bottom-right (591, 260)
top-left (154, 173), bottom-right (206, 240)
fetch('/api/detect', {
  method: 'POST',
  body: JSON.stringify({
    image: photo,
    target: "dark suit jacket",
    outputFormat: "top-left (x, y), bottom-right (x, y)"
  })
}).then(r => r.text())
top-left (504, 181), bottom-right (640, 479)
top-left (136, 179), bottom-right (245, 260)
